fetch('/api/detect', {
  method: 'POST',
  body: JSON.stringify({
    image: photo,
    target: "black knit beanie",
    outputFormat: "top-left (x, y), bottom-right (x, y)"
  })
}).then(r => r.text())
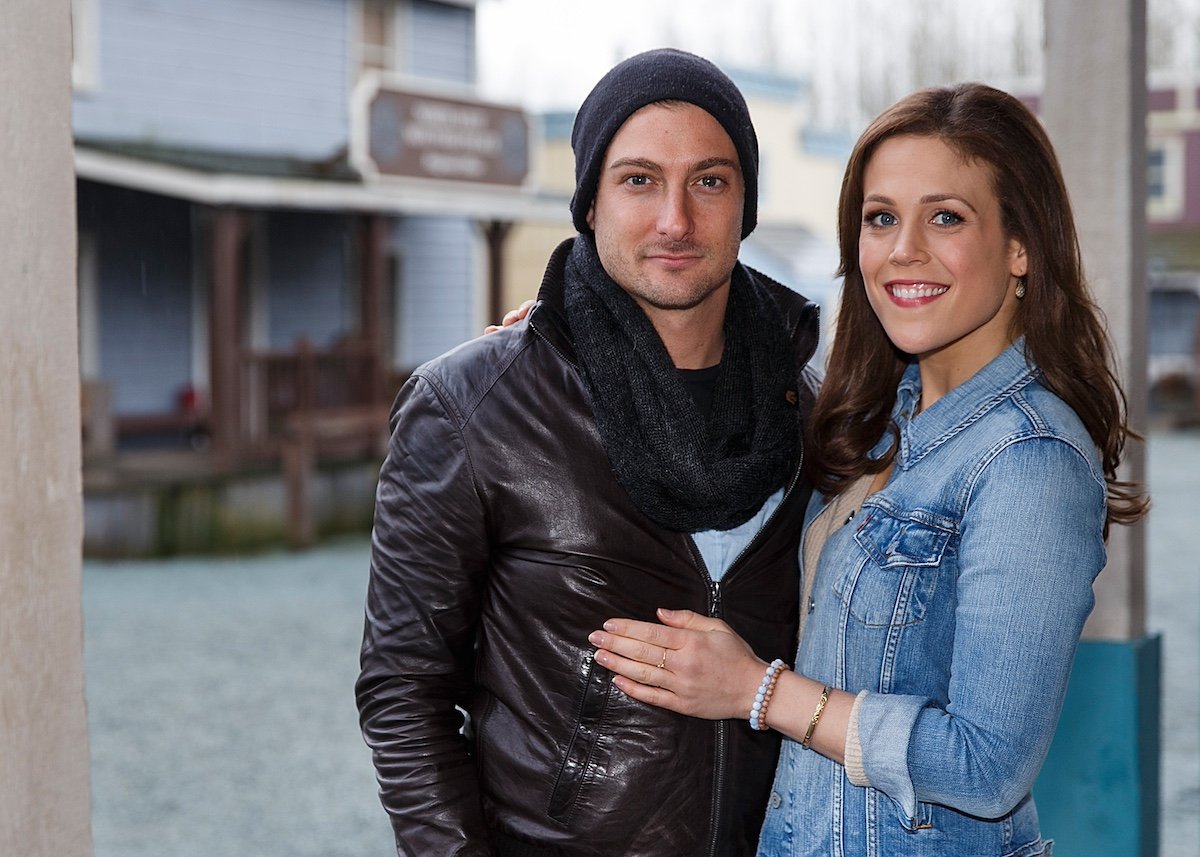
top-left (569, 48), bottom-right (759, 239)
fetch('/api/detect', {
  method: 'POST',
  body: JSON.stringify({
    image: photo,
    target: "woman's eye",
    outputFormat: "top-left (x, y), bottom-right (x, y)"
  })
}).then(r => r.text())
top-left (864, 211), bottom-right (897, 227)
top-left (933, 210), bottom-right (964, 226)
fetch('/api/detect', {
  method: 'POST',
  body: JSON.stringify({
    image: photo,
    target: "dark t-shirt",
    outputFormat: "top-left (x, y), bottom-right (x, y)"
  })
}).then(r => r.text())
top-left (676, 364), bottom-right (721, 420)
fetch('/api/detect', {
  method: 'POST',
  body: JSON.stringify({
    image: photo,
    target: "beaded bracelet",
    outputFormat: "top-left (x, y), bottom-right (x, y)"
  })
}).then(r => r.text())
top-left (749, 658), bottom-right (787, 731)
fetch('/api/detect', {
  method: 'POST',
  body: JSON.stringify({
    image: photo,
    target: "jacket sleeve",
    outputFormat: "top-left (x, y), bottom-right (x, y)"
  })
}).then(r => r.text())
top-left (355, 373), bottom-right (494, 857)
top-left (854, 435), bottom-right (1107, 821)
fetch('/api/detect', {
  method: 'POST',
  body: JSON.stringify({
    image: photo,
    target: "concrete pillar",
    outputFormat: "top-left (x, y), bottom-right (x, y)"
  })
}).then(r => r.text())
top-left (0, 1), bottom-right (93, 856)
top-left (1034, 3), bottom-right (1158, 856)
top-left (1042, 0), bottom-right (1148, 642)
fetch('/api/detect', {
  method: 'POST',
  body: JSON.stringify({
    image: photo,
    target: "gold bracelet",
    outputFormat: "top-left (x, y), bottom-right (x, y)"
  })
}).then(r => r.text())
top-left (801, 684), bottom-right (832, 749)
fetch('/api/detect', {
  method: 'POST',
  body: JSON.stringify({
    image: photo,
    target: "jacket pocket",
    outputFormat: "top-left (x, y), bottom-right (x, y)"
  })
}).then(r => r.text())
top-left (547, 655), bottom-right (612, 822)
top-left (894, 794), bottom-right (935, 832)
top-left (836, 509), bottom-right (951, 627)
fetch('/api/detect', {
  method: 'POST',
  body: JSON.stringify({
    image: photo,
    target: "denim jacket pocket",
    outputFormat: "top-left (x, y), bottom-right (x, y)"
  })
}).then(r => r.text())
top-left (835, 509), bottom-right (950, 627)
top-left (892, 792), bottom-right (935, 832)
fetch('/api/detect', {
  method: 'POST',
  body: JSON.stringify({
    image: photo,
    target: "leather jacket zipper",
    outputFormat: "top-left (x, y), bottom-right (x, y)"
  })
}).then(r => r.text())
top-left (707, 576), bottom-right (725, 857)
top-left (703, 447), bottom-right (803, 857)
top-left (708, 717), bottom-right (727, 857)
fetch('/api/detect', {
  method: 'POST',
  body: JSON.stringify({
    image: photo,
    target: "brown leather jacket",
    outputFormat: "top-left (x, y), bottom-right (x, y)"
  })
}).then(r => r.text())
top-left (357, 239), bottom-right (821, 857)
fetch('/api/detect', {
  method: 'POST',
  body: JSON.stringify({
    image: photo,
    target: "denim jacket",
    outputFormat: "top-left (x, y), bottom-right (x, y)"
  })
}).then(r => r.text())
top-left (757, 341), bottom-right (1108, 857)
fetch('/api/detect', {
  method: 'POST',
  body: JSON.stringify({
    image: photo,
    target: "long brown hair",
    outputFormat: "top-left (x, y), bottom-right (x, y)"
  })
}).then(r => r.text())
top-left (808, 82), bottom-right (1148, 533)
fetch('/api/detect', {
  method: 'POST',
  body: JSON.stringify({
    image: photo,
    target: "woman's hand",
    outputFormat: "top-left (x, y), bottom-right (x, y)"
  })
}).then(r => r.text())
top-left (588, 608), bottom-right (765, 720)
top-left (483, 299), bottom-right (535, 334)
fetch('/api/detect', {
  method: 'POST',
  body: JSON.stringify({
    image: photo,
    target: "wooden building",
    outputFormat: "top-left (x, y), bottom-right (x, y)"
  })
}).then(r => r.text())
top-left (72, 0), bottom-right (568, 553)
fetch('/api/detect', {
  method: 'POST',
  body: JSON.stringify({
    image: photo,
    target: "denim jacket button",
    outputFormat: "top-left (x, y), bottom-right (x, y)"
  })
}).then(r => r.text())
top-left (807, 597), bottom-right (816, 614)
top-left (769, 791), bottom-right (782, 809)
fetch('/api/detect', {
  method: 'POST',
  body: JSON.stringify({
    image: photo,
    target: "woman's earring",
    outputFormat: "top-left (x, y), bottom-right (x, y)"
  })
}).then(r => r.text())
top-left (1015, 277), bottom-right (1027, 299)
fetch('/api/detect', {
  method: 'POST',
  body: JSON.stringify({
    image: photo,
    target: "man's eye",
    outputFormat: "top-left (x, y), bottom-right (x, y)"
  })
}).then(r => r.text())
top-left (698, 176), bottom-right (723, 188)
top-left (627, 175), bottom-right (649, 186)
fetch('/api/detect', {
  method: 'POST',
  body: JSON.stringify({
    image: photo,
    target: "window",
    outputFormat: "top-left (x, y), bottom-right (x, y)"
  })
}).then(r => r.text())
top-left (1146, 138), bottom-right (1184, 223)
top-left (1147, 146), bottom-right (1167, 202)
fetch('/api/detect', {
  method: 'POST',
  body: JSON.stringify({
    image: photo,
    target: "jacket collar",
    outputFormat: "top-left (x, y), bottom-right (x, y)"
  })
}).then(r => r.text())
top-left (885, 338), bottom-right (1038, 469)
top-left (527, 236), bottom-right (822, 369)
top-left (528, 238), bottom-right (578, 362)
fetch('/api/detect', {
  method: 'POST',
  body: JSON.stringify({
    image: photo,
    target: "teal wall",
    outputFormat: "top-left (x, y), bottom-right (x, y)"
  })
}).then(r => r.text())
top-left (1034, 635), bottom-right (1161, 856)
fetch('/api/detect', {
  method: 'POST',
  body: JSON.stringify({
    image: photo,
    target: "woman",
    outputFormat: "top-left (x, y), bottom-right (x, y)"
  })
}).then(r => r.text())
top-left (587, 82), bottom-right (1149, 855)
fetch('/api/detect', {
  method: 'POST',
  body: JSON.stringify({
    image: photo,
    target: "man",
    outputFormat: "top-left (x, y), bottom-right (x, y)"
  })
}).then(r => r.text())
top-left (356, 48), bottom-right (821, 857)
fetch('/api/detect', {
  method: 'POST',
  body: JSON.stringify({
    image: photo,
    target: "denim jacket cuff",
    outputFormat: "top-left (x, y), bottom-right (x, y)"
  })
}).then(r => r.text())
top-left (844, 690), bottom-right (871, 787)
top-left (857, 691), bottom-right (927, 818)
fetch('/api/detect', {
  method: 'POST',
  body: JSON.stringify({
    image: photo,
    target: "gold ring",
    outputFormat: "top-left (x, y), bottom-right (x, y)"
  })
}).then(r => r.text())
top-left (656, 649), bottom-right (668, 669)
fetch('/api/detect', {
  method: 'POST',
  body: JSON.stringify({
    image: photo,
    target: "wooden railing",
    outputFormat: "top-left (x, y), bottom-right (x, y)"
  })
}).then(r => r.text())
top-left (241, 338), bottom-right (394, 545)
top-left (241, 338), bottom-right (385, 454)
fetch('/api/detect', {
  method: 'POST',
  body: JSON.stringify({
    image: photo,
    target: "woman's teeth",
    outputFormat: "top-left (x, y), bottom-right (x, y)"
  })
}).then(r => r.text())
top-left (891, 283), bottom-right (948, 299)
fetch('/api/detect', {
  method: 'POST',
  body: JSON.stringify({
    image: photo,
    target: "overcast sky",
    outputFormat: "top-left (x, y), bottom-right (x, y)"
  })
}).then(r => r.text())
top-left (475, 0), bottom-right (802, 112)
top-left (474, 0), bottom-right (1041, 129)
top-left (476, 0), bottom-right (1199, 131)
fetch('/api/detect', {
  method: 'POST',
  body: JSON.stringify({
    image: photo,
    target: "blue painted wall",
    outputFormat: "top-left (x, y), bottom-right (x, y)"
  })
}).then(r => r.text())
top-left (73, 0), bottom-right (350, 159)
top-left (266, 212), bottom-right (355, 349)
top-left (79, 184), bottom-right (194, 416)
top-left (73, 0), bottom-right (477, 157)
top-left (394, 216), bottom-right (476, 367)
top-left (408, 0), bottom-right (475, 83)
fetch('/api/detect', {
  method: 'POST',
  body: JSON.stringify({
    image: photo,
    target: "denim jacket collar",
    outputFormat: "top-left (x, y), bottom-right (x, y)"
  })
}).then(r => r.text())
top-left (881, 339), bottom-right (1038, 470)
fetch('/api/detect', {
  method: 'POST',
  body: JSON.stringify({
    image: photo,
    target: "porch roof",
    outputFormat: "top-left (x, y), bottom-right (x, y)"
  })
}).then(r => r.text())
top-left (74, 141), bottom-right (572, 224)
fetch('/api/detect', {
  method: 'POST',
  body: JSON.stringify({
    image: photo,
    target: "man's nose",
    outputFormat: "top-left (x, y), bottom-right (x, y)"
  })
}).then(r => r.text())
top-left (656, 187), bottom-right (694, 240)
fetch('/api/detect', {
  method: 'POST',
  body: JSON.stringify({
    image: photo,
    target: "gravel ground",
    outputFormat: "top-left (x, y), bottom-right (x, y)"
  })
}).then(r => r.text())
top-left (83, 431), bottom-right (1200, 856)
top-left (83, 538), bottom-right (394, 857)
top-left (1147, 431), bottom-right (1200, 857)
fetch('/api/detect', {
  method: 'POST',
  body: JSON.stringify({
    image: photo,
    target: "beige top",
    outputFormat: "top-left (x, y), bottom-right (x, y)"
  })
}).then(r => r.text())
top-left (798, 474), bottom-right (875, 787)
top-left (799, 475), bottom-right (873, 640)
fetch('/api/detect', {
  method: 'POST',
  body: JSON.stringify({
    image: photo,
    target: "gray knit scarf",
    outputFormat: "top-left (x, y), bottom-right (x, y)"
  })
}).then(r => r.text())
top-left (564, 236), bottom-right (799, 533)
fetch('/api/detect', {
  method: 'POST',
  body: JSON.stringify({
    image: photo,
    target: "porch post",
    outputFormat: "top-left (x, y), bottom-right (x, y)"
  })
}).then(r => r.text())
top-left (361, 214), bottom-right (388, 404)
top-left (482, 219), bottom-right (512, 329)
top-left (1033, 3), bottom-right (1159, 855)
top-left (209, 207), bottom-right (245, 469)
